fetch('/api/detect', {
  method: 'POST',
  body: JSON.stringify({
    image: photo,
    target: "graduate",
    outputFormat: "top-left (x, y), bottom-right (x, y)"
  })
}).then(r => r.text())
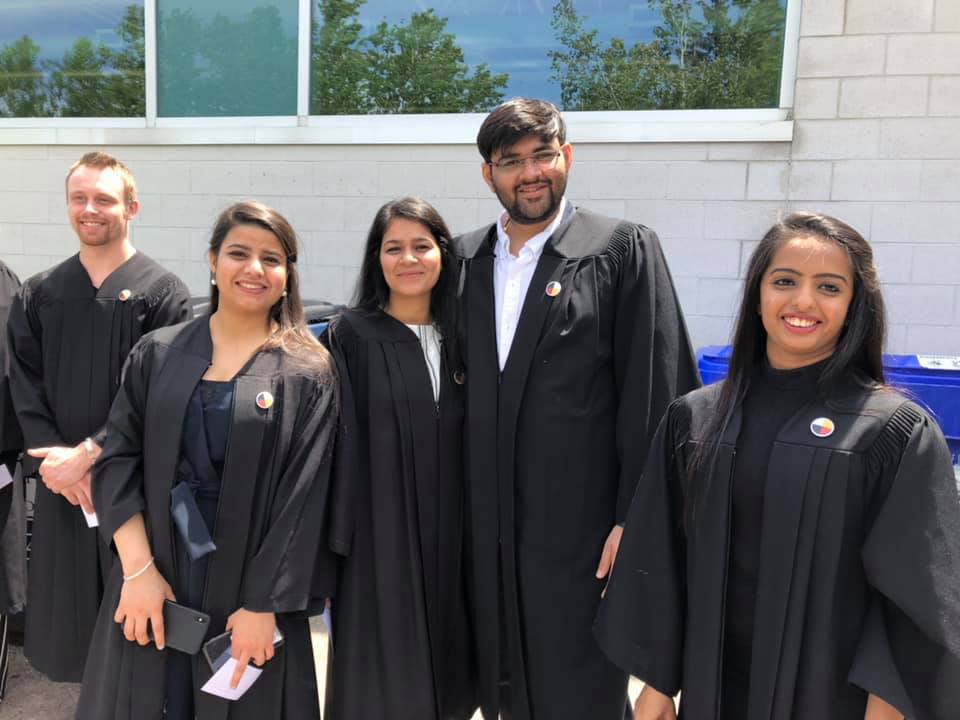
top-left (76, 201), bottom-right (337, 720)
top-left (595, 212), bottom-right (960, 720)
top-left (6, 152), bottom-right (191, 681)
top-left (0, 259), bottom-right (22, 701)
top-left (458, 98), bottom-right (699, 720)
top-left (322, 197), bottom-right (475, 720)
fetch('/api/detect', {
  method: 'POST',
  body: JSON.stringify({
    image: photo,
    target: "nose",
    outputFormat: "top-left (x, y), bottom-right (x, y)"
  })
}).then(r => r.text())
top-left (518, 158), bottom-right (543, 181)
top-left (793, 282), bottom-right (816, 310)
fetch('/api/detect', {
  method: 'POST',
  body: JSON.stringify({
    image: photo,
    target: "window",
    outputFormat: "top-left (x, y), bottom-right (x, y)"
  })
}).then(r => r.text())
top-left (158, 0), bottom-right (298, 116)
top-left (0, 1), bottom-right (798, 143)
top-left (0, 1), bottom-right (145, 117)
top-left (310, 0), bottom-right (789, 115)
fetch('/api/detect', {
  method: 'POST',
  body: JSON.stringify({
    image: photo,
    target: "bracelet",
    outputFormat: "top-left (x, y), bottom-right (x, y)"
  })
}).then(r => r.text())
top-left (123, 557), bottom-right (155, 582)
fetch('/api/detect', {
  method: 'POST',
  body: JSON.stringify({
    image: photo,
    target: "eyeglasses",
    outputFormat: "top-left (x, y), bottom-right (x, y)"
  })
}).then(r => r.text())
top-left (488, 149), bottom-right (563, 173)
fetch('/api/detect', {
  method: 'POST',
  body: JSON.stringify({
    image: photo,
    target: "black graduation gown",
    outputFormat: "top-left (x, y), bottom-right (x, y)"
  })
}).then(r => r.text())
top-left (595, 381), bottom-right (960, 720)
top-left (457, 208), bottom-right (700, 720)
top-left (76, 317), bottom-right (338, 720)
top-left (321, 308), bottom-right (475, 720)
top-left (0, 260), bottom-right (23, 615)
top-left (5, 252), bottom-right (191, 681)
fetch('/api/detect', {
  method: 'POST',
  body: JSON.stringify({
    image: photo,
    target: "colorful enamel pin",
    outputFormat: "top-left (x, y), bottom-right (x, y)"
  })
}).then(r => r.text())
top-left (545, 281), bottom-right (562, 297)
top-left (256, 391), bottom-right (274, 410)
top-left (809, 417), bottom-right (835, 438)
top-left (118, 289), bottom-right (132, 301)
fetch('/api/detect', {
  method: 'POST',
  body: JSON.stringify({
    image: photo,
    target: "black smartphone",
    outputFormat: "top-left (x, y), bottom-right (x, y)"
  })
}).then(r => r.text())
top-left (202, 627), bottom-right (285, 673)
top-left (146, 600), bottom-right (211, 655)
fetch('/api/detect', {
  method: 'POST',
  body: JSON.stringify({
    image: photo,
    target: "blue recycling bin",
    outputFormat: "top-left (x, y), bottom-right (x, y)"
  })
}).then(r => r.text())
top-left (696, 346), bottom-right (960, 471)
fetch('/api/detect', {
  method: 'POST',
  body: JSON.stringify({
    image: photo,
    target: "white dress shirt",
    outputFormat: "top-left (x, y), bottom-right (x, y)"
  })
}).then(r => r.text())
top-left (493, 197), bottom-right (568, 370)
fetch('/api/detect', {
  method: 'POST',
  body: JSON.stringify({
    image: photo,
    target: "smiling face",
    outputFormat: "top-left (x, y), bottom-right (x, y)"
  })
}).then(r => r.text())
top-left (760, 234), bottom-right (855, 369)
top-left (379, 217), bottom-right (442, 304)
top-left (209, 223), bottom-right (288, 318)
top-left (482, 135), bottom-right (572, 226)
top-left (67, 165), bottom-right (139, 248)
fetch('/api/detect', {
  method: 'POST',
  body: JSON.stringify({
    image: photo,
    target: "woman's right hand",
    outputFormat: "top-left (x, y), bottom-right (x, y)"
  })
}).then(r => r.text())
top-left (113, 564), bottom-right (176, 650)
top-left (634, 684), bottom-right (678, 720)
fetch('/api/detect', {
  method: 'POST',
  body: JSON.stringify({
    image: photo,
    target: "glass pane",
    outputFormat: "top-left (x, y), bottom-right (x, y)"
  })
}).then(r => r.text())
top-left (0, 1), bottom-right (145, 118)
top-left (157, 0), bottom-right (298, 117)
top-left (310, 0), bottom-right (788, 115)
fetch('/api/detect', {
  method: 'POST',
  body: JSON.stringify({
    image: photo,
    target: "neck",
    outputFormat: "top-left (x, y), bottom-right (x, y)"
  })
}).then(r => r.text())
top-left (210, 304), bottom-right (274, 343)
top-left (385, 295), bottom-right (431, 325)
top-left (503, 210), bottom-right (558, 256)
top-left (78, 238), bottom-right (135, 287)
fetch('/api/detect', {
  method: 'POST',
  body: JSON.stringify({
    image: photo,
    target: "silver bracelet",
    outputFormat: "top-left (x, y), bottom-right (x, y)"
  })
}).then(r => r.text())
top-left (123, 557), bottom-right (155, 582)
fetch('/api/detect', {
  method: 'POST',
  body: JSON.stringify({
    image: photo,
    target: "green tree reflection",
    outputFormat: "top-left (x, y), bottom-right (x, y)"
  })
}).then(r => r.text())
top-left (550, 0), bottom-right (786, 111)
top-left (0, 5), bottom-right (145, 118)
top-left (311, 0), bottom-right (507, 114)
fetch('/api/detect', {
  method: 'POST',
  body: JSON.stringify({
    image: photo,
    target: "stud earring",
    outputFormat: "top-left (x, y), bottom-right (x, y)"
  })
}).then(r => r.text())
top-left (210, 277), bottom-right (216, 287)
top-left (282, 289), bottom-right (287, 298)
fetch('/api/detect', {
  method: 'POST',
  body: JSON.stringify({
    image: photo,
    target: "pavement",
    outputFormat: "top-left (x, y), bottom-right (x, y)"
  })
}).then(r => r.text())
top-left (1, 622), bottom-right (641, 718)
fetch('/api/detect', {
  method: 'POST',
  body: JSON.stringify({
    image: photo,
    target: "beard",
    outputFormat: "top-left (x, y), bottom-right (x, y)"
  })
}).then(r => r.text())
top-left (496, 174), bottom-right (567, 226)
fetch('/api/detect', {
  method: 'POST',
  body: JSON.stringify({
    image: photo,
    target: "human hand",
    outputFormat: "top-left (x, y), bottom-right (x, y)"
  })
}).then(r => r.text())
top-left (114, 562), bottom-right (175, 649)
top-left (225, 609), bottom-right (277, 688)
top-left (633, 684), bottom-right (677, 720)
top-left (29, 443), bottom-right (92, 493)
top-left (596, 524), bottom-right (624, 596)
top-left (864, 693), bottom-right (903, 720)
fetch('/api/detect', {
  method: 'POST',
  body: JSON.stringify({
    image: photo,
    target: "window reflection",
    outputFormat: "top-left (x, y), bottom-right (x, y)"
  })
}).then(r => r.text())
top-left (157, 0), bottom-right (298, 117)
top-left (0, 1), bottom-right (144, 118)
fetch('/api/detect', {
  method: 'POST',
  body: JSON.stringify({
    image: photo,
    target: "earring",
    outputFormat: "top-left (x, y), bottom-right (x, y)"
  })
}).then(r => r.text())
top-left (210, 277), bottom-right (217, 287)
top-left (282, 289), bottom-right (287, 298)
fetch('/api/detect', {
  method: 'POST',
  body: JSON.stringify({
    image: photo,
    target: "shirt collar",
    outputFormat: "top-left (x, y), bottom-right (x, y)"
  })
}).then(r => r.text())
top-left (495, 197), bottom-right (569, 262)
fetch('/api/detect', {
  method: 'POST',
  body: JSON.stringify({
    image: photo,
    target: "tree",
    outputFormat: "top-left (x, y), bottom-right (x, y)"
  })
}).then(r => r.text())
top-left (550, 0), bottom-right (786, 111)
top-left (310, 0), bottom-right (507, 115)
top-left (311, 0), bottom-right (370, 114)
top-left (0, 35), bottom-right (48, 117)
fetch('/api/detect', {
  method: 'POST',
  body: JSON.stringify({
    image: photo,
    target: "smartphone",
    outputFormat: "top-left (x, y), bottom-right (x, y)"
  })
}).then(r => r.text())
top-left (202, 627), bottom-right (285, 673)
top-left (146, 600), bottom-right (211, 655)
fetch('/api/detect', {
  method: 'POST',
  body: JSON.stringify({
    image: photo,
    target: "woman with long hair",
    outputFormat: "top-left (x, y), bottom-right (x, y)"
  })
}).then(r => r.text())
top-left (77, 201), bottom-right (337, 719)
top-left (322, 197), bottom-right (474, 719)
top-left (596, 212), bottom-right (960, 720)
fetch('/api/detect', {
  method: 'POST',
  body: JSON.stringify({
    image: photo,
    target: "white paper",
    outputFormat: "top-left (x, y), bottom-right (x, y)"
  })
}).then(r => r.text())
top-left (82, 508), bottom-right (99, 528)
top-left (200, 657), bottom-right (263, 700)
top-left (0, 465), bottom-right (12, 490)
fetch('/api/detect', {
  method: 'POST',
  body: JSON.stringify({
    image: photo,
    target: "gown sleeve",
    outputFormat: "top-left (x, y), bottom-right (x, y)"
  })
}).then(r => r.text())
top-left (240, 373), bottom-right (338, 614)
top-left (594, 399), bottom-right (689, 696)
top-left (850, 402), bottom-right (960, 720)
top-left (0, 263), bottom-right (22, 457)
top-left (6, 281), bottom-right (68, 474)
top-left (613, 227), bottom-right (700, 522)
top-left (320, 316), bottom-right (359, 557)
top-left (91, 339), bottom-right (152, 543)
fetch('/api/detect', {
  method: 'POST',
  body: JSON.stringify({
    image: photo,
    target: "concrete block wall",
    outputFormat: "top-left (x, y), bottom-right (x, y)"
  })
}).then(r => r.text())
top-left (0, 0), bottom-right (957, 354)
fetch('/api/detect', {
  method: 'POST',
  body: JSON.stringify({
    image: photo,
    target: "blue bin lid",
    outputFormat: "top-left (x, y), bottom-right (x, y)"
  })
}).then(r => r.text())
top-left (696, 346), bottom-right (960, 441)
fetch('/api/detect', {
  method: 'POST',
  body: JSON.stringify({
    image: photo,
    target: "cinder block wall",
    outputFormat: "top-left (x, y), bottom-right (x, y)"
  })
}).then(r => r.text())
top-left (0, 0), bottom-right (957, 354)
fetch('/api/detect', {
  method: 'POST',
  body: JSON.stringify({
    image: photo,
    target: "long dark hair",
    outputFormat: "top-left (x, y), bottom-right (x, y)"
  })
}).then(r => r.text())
top-left (687, 212), bottom-right (886, 519)
top-left (209, 200), bottom-right (329, 373)
top-left (351, 196), bottom-right (460, 367)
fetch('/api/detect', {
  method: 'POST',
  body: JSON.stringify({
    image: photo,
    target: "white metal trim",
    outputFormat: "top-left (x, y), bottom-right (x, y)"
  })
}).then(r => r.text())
top-left (296, 0), bottom-right (311, 119)
top-left (144, 0), bottom-right (158, 125)
top-left (779, 0), bottom-right (802, 110)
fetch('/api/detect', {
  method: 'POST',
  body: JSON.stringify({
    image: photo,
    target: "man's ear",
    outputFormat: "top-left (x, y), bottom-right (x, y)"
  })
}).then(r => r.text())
top-left (481, 161), bottom-right (496, 193)
top-left (125, 198), bottom-right (140, 221)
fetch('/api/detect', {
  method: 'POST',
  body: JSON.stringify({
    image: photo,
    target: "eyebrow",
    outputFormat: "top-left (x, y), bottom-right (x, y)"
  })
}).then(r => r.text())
top-left (498, 143), bottom-right (554, 159)
top-left (768, 267), bottom-right (851, 283)
top-left (382, 236), bottom-right (434, 245)
top-left (224, 242), bottom-right (282, 257)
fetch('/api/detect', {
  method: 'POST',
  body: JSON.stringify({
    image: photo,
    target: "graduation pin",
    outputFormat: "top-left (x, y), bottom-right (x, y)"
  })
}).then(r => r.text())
top-left (256, 391), bottom-right (274, 410)
top-left (118, 289), bottom-right (132, 302)
top-left (545, 281), bottom-right (562, 297)
top-left (453, 370), bottom-right (466, 385)
top-left (810, 417), bottom-right (835, 438)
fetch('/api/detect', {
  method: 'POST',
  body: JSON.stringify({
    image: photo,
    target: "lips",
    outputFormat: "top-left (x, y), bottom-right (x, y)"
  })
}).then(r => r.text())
top-left (782, 314), bottom-right (820, 334)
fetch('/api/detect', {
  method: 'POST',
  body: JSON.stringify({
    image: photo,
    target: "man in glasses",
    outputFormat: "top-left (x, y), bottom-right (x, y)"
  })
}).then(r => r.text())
top-left (458, 98), bottom-right (699, 720)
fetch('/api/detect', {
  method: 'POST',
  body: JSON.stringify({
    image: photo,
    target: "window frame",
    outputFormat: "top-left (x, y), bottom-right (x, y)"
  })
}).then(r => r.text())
top-left (0, 0), bottom-right (800, 145)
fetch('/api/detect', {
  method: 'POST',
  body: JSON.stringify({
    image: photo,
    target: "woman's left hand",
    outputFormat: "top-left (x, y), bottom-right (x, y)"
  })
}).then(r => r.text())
top-left (225, 608), bottom-right (277, 688)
